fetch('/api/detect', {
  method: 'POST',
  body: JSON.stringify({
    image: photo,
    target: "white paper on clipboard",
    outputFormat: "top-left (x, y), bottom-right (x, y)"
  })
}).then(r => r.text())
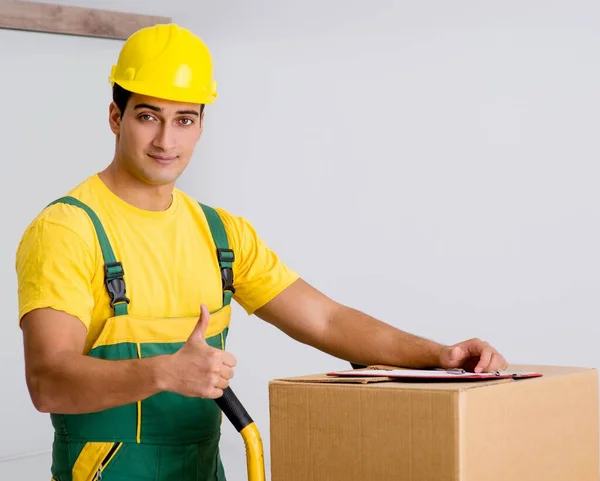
top-left (326, 368), bottom-right (543, 380)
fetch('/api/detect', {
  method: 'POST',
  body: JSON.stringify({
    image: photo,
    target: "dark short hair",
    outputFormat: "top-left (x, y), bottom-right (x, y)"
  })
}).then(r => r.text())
top-left (112, 83), bottom-right (132, 118)
top-left (112, 83), bottom-right (205, 118)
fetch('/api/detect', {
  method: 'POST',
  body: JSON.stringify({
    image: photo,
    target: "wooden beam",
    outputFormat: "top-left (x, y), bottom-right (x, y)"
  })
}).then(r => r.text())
top-left (0, 0), bottom-right (171, 40)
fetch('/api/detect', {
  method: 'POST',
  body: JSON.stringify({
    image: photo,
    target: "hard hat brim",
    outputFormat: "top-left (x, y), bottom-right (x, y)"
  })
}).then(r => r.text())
top-left (110, 78), bottom-right (218, 105)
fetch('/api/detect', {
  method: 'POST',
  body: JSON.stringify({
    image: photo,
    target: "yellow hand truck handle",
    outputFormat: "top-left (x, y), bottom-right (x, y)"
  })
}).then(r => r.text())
top-left (215, 386), bottom-right (266, 481)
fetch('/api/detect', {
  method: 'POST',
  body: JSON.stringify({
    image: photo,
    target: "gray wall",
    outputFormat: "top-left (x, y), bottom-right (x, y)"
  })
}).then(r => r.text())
top-left (2, 1), bottom-right (600, 479)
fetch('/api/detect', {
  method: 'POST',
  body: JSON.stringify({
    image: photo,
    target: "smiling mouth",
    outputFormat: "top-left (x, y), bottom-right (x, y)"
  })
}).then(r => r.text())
top-left (148, 154), bottom-right (178, 163)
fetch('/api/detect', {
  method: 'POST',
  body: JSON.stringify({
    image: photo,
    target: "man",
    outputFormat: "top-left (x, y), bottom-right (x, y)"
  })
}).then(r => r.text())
top-left (16, 23), bottom-right (507, 481)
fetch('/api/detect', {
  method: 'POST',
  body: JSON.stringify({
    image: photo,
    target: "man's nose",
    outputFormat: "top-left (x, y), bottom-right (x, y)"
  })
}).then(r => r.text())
top-left (152, 124), bottom-right (176, 151)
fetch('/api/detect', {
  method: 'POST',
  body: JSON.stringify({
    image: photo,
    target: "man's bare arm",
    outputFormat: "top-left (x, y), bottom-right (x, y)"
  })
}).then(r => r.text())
top-left (255, 279), bottom-right (444, 368)
top-left (21, 305), bottom-right (236, 414)
top-left (255, 279), bottom-right (507, 372)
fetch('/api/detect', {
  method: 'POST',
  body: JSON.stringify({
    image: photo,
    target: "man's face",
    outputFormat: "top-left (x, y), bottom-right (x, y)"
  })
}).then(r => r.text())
top-left (109, 93), bottom-right (204, 186)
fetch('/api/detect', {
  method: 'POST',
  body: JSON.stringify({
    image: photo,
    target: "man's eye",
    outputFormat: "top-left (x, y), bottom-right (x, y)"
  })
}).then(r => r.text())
top-left (179, 118), bottom-right (194, 126)
top-left (140, 114), bottom-right (155, 121)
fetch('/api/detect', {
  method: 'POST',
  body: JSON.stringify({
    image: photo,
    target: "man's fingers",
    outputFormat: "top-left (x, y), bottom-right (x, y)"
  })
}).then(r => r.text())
top-left (487, 353), bottom-right (508, 372)
top-left (464, 338), bottom-right (488, 355)
top-left (220, 365), bottom-right (234, 381)
top-left (222, 352), bottom-right (237, 368)
top-left (200, 374), bottom-right (230, 400)
top-left (444, 338), bottom-right (508, 374)
top-left (209, 387), bottom-right (224, 399)
top-left (215, 375), bottom-right (230, 390)
top-left (476, 350), bottom-right (508, 373)
top-left (474, 345), bottom-right (494, 373)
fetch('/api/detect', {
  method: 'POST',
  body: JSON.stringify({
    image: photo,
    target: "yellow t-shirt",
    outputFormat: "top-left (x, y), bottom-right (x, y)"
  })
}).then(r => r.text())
top-left (16, 174), bottom-right (299, 353)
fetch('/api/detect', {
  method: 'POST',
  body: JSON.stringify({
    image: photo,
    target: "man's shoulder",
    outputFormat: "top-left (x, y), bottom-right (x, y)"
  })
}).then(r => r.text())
top-left (174, 188), bottom-right (255, 242)
top-left (174, 188), bottom-right (241, 223)
top-left (23, 176), bottom-right (98, 237)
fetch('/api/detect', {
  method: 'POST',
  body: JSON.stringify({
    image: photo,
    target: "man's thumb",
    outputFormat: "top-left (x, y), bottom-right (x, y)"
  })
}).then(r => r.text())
top-left (447, 346), bottom-right (464, 361)
top-left (188, 304), bottom-right (210, 343)
top-left (442, 346), bottom-right (465, 367)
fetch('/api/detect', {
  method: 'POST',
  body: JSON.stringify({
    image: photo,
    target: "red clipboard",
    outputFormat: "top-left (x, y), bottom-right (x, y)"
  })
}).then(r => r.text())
top-left (326, 368), bottom-right (543, 381)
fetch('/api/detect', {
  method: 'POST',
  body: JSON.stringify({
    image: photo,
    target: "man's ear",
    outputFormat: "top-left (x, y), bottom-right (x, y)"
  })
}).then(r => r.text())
top-left (197, 108), bottom-right (205, 138)
top-left (108, 102), bottom-right (122, 136)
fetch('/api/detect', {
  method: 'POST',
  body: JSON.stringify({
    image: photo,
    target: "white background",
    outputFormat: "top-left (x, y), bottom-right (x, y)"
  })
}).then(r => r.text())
top-left (2, 1), bottom-right (600, 479)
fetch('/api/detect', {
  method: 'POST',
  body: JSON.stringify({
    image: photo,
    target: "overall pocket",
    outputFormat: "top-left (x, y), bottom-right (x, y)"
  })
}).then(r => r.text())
top-left (71, 441), bottom-right (123, 481)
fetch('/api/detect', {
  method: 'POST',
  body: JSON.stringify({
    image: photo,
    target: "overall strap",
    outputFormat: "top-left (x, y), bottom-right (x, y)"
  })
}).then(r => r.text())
top-left (48, 196), bottom-right (130, 316)
top-left (199, 203), bottom-right (235, 307)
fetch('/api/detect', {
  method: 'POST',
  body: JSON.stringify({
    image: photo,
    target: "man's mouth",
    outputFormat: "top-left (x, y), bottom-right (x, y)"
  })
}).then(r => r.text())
top-left (148, 153), bottom-right (178, 164)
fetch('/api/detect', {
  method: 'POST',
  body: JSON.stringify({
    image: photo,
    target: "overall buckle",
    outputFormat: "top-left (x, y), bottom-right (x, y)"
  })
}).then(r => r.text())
top-left (217, 248), bottom-right (236, 294)
top-left (221, 266), bottom-right (235, 294)
top-left (104, 262), bottom-right (130, 307)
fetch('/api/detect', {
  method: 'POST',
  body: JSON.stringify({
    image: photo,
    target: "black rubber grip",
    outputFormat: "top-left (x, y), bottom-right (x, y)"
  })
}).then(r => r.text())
top-left (215, 386), bottom-right (253, 433)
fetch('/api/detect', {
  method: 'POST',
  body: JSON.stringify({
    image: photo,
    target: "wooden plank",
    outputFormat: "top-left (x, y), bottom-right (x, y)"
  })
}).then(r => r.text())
top-left (0, 0), bottom-right (171, 40)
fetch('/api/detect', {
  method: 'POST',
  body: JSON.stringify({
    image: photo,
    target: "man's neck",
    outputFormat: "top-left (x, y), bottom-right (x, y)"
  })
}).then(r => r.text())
top-left (98, 163), bottom-right (174, 212)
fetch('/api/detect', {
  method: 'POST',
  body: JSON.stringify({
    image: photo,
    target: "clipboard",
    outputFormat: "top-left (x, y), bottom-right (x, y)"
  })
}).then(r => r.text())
top-left (326, 367), bottom-right (543, 381)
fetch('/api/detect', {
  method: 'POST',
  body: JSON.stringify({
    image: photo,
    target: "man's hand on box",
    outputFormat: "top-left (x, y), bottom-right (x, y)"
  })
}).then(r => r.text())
top-left (438, 338), bottom-right (508, 373)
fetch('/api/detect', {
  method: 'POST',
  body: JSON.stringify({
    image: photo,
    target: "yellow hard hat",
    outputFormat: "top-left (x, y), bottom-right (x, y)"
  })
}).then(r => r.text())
top-left (109, 23), bottom-right (217, 104)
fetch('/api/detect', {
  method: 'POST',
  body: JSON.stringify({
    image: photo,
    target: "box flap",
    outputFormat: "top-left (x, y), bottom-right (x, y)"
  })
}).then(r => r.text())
top-left (270, 372), bottom-right (395, 384)
top-left (270, 370), bottom-right (513, 391)
top-left (269, 364), bottom-right (596, 391)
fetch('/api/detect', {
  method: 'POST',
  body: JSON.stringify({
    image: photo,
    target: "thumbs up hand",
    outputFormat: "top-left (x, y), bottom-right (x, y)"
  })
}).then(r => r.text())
top-left (187, 303), bottom-right (214, 345)
top-left (165, 304), bottom-right (237, 399)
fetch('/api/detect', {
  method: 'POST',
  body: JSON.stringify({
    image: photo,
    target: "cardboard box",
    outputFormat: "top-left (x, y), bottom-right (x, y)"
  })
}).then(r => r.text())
top-left (268, 365), bottom-right (599, 481)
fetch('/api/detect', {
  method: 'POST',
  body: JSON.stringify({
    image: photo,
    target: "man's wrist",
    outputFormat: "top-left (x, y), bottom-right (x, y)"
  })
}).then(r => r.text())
top-left (145, 355), bottom-right (173, 393)
top-left (427, 341), bottom-right (447, 368)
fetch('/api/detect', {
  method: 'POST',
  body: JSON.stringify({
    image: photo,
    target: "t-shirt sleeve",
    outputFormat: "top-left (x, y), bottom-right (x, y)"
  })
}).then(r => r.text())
top-left (16, 217), bottom-right (96, 330)
top-left (216, 208), bottom-right (300, 315)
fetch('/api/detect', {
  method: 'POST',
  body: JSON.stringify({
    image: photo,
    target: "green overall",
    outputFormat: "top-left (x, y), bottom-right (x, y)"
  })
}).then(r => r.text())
top-left (47, 197), bottom-right (235, 481)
